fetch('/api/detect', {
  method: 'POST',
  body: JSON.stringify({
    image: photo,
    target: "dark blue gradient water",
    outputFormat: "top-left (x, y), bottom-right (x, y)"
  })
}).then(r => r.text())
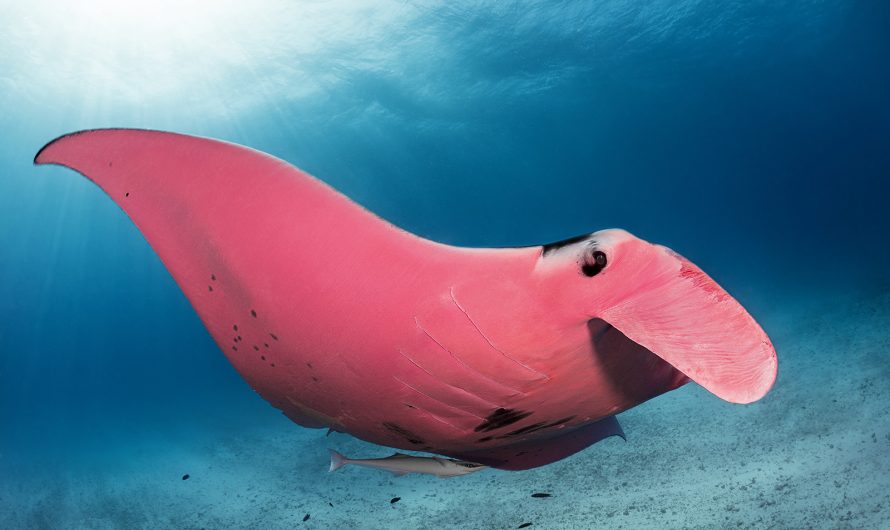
top-left (1, 1), bottom-right (888, 528)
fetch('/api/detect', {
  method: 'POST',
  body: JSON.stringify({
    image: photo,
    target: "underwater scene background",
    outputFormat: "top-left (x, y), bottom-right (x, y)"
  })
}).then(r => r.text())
top-left (1, 1), bottom-right (889, 528)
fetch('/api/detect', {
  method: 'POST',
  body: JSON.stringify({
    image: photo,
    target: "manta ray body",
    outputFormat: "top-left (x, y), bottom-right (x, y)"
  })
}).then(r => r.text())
top-left (35, 129), bottom-right (777, 470)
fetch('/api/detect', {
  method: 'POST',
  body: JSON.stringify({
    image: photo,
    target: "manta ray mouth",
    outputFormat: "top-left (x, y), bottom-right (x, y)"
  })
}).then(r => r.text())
top-left (588, 317), bottom-right (691, 402)
top-left (598, 249), bottom-right (778, 404)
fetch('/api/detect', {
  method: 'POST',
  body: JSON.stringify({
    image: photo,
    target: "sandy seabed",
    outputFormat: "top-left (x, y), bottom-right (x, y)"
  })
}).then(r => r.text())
top-left (2, 287), bottom-right (889, 529)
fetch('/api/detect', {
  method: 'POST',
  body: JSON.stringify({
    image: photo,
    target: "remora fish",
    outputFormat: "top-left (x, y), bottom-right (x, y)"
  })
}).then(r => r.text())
top-left (328, 449), bottom-right (487, 478)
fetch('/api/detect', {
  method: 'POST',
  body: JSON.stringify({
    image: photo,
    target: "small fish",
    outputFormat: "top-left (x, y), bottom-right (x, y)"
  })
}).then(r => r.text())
top-left (328, 449), bottom-right (487, 478)
top-left (182, 474), bottom-right (190, 481)
top-left (531, 493), bottom-right (551, 498)
top-left (390, 497), bottom-right (401, 504)
top-left (302, 513), bottom-right (310, 522)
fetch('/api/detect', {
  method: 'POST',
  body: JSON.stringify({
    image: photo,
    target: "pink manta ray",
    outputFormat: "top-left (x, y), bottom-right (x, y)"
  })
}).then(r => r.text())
top-left (35, 129), bottom-right (777, 470)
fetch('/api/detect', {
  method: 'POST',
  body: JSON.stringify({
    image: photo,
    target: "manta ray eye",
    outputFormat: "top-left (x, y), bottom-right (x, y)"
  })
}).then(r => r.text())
top-left (582, 250), bottom-right (607, 277)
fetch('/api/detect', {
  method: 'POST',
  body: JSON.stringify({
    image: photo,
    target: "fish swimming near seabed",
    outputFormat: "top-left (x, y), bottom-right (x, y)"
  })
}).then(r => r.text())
top-left (329, 449), bottom-right (487, 478)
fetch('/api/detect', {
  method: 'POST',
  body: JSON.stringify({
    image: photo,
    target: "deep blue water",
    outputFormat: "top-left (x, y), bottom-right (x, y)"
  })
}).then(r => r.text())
top-left (1, 1), bottom-right (889, 528)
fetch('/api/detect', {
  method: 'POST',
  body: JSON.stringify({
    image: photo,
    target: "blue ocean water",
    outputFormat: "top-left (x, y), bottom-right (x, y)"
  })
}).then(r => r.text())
top-left (1, 1), bottom-right (889, 528)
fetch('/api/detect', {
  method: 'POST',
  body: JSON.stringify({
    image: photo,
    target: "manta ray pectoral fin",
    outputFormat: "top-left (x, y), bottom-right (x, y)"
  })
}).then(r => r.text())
top-left (33, 129), bottom-right (443, 432)
top-left (599, 246), bottom-right (777, 404)
top-left (448, 415), bottom-right (624, 471)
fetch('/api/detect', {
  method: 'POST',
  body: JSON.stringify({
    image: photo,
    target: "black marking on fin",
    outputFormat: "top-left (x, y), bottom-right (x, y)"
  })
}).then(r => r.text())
top-left (541, 233), bottom-right (590, 255)
top-left (383, 422), bottom-right (425, 445)
top-left (474, 408), bottom-right (533, 433)
top-left (503, 422), bottom-right (548, 437)
top-left (501, 416), bottom-right (575, 438)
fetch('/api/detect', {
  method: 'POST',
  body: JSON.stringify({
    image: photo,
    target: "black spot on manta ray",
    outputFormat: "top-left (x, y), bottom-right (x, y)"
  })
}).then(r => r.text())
top-left (541, 233), bottom-right (591, 255)
top-left (233, 324), bottom-right (238, 332)
top-left (474, 408), bottom-right (532, 433)
top-left (499, 416), bottom-right (575, 438)
top-left (503, 422), bottom-right (549, 437)
top-left (125, 192), bottom-right (129, 197)
top-left (251, 309), bottom-right (257, 318)
top-left (270, 333), bottom-right (279, 341)
top-left (253, 345), bottom-right (259, 351)
top-left (211, 274), bottom-right (216, 281)
top-left (383, 422), bottom-right (425, 445)
top-left (208, 285), bottom-right (213, 292)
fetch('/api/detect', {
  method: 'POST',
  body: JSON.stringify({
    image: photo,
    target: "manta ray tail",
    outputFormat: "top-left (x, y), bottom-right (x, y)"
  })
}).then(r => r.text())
top-left (329, 449), bottom-right (348, 472)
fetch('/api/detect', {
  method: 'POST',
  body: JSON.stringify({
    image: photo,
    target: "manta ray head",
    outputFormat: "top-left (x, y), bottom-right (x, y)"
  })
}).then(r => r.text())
top-left (538, 229), bottom-right (777, 404)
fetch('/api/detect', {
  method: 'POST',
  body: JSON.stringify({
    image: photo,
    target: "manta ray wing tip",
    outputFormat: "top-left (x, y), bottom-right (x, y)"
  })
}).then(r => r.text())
top-left (33, 128), bottom-right (156, 166)
top-left (35, 129), bottom-right (95, 165)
